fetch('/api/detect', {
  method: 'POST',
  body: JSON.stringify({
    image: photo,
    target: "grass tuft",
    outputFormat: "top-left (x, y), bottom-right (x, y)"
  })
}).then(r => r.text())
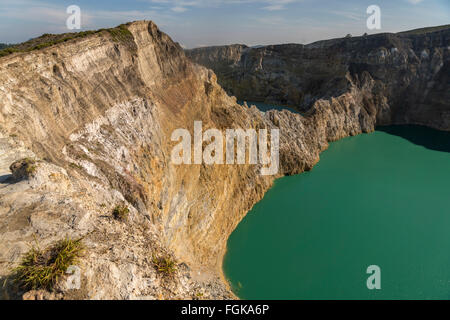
top-left (152, 255), bottom-right (177, 276)
top-left (11, 238), bottom-right (84, 290)
top-left (112, 204), bottom-right (129, 222)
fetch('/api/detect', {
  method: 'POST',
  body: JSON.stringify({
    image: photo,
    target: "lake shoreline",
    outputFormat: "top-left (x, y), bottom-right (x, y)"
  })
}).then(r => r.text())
top-left (222, 113), bottom-right (450, 299)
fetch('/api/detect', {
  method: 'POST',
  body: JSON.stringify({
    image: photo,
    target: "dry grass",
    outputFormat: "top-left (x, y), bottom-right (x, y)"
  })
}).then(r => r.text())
top-left (11, 238), bottom-right (85, 290)
top-left (112, 204), bottom-right (129, 222)
top-left (152, 255), bottom-right (177, 276)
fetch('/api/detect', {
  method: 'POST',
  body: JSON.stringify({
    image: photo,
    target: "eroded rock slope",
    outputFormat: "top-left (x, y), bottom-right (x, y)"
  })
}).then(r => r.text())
top-left (187, 26), bottom-right (450, 130)
top-left (0, 21), bottom-right (448, 299)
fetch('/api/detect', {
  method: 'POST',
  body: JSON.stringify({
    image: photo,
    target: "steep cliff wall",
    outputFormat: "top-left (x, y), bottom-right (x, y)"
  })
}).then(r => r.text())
top-left (187, 27), bottom-right (450, 131)
top-left (0, 21), bottom-right (448, 300)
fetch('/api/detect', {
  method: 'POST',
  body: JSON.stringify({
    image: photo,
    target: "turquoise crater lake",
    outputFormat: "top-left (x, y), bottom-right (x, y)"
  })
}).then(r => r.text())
top-left (224, 103), bottom-right (450, 299)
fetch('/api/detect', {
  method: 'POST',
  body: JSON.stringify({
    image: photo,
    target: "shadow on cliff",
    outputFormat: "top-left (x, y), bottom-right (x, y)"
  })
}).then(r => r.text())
top-left (0, 275), bottom-right (24, 300)
top-left (377, 125), bottom-right (450, 153)
top-left (0, 174), bottom-right (13, 184)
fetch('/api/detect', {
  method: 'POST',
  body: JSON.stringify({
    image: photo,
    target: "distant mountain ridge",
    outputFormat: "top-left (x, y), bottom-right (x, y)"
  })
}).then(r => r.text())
top-left (0, 43), bottom-right (12, 50)
top-left (186, 24), bottom-right (450, 131)
top-left (0, 21), bottom-right (448, 300)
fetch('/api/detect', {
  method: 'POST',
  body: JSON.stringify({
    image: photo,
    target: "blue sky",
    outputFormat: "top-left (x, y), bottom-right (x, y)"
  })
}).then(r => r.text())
top-left (0, 0), bottom-right (448, 48)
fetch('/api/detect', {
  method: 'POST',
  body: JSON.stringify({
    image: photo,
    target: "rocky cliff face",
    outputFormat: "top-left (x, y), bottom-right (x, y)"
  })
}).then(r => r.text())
top-left (187, 27), bottom-right (450, 131)
top-left (0, 21), bottom-right (448, 300)
top-left (0, 21), bottom-right (261, 299)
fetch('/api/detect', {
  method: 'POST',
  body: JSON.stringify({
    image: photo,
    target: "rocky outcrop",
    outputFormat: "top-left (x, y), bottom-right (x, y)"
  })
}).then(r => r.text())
top-left (0, 20), bottom-right (256, 299)
top-left (0, 21), bottom-right (448, 300)
top-left (186, 26), bottom-right (450, 131)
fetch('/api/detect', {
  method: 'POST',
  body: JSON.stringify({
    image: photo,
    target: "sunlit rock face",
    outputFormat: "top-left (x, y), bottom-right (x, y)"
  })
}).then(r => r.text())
top-left (187, 27), bottom-right (450, 131)
top-left (0, 21), bottom-right (448, 299)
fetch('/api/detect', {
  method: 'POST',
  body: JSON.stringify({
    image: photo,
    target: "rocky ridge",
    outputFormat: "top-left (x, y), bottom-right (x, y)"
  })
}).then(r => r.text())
top-left (187, 26), bottom-right (450, 131)
top-left (0, 21), bottom-right (448, 299)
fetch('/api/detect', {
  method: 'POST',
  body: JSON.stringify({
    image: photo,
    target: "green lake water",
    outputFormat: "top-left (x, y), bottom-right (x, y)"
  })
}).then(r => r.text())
top-left (223, 104), bottom-right (450, 299)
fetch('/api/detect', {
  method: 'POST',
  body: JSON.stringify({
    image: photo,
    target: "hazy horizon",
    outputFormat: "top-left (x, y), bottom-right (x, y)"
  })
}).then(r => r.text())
top-left (0, 0), bottom-right (449, 48)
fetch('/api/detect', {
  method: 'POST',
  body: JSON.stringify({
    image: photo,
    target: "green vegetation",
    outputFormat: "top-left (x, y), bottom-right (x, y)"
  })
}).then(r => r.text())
top-left (69, 162), bottom-right (82, 170)
top-left (107, 24), bottom-right (134, 43)
top-left (0, 23), bottom-right (135, 58)
top-left (152, 255), bottom-right (177, 276)
top-left (112, 204), bottom-right (129, 222)
top-left (26, 164), bottom-right (37, 176)
top-left (0, 47), bottom-right (20, 57)
top-left (21, 158), bottom-right (37, 176)
top-left (11, 238), bottom-right (84, 290)
top-left (399, 24), bottom-right (450, 35)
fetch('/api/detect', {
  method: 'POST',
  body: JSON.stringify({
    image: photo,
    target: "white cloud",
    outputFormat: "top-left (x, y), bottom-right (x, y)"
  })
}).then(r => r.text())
top-left (330, 10), bottom-right (362, 21)
top-left (262, 5), bottom-right (284, 11)
top-left (145, 0), bottom-right (300, 11)
top-left (406, 0), bottom-right (424, 4)
top-left (262, 0), bottom-right (296, 10)
top-left (171, 6), bottom-right (188, 12)
top-left (0, 0), bottom-right (181, 41)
